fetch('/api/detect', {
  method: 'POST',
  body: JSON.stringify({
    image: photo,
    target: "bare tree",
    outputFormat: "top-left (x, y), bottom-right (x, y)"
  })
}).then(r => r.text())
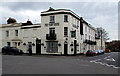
top-left (95, 27), bottom-right (109, 41)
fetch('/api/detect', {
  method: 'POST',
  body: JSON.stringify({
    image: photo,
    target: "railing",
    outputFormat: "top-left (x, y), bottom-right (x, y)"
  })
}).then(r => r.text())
top-left (83, 39), bottom-right (96, 45)
top-left (46, 33), bottom-right (56, 40)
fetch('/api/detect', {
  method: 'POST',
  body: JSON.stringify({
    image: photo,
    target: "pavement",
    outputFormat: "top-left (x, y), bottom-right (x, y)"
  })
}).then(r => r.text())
top-left (0, 53), bottom-right (2, 75)
top-left (1, 52), bottom-right (119, 74)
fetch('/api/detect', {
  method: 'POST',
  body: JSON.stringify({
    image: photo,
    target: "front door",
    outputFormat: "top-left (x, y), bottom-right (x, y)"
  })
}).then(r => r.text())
top-left (64, 42), bottom-right (68, 55)
top-left (36, 39), bottom-right (41, 54)
top-left (74, 40), bottom-right (77, 55)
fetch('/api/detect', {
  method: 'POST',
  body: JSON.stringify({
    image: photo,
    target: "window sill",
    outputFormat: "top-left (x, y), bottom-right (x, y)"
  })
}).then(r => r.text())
top-left (49, 22), bottom-right (55, 23)
top-left (64, 21), bottom-right (68, 22)
top-left (64, 36), bottom-right (68, 37)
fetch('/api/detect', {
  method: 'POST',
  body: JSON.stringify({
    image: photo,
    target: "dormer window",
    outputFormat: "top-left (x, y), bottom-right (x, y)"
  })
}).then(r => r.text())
top-left (50, 16), bottom-right (55, 23)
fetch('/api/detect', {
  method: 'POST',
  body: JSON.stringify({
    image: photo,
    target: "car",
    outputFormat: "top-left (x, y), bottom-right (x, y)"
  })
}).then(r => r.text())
top-left (86, 50), bottom-right (96, 56)
top-left (112, 49), bottom-right (120, 52)
top-left (93, 50), bottom-right (99, 55)
top-left (97, 50), bottom-right (105, 54)
top-left (2, 46), bottom-right (24, 55)
top-left (101, 50), bottom-right (105, 54)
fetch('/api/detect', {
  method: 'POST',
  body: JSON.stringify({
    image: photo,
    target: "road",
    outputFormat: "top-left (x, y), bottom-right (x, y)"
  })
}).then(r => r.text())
top-left (1, 52), bottom-right (120, 75)
top-left (80, 52), bottom-right (120, 69)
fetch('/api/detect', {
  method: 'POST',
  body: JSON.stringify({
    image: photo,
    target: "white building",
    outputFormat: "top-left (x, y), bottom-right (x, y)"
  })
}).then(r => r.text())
top-left (1, 17), bottom-right (23, 49)
top-left (0, 7), bottom-right (97, 55)
top-left (95, 38), bottom-right (106, 50)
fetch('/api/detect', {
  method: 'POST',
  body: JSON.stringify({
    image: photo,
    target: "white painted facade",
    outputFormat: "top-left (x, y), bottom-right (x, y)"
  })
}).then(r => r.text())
top-left (95, 39), bottom-right (105, 50)
top-left (0, 8), bottom-right (98, 55)
top-left (1, 23), bottom-right (22, 49)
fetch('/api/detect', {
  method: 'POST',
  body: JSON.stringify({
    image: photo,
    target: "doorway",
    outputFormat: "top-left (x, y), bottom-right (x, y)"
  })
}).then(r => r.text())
top-left (36, 39), bottom-right (41, 54)
top-left (64, 41), bottom-right (68, 55)
top-left (74, 40), bottom-right (77, 55)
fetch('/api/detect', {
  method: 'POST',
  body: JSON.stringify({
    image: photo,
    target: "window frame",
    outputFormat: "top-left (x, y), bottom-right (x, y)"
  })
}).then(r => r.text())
top-left (46, 41), bottom-right (58, 53)
top-left (7, 42), bottom-right (10, 46)
top-left (6, 30), bottom-right (9, 37)
top-left (71, 31), bottom-right (76, 38)
top-left (49, 28), bottom-right (55, 34)
top-left (64, 15), bottom-right (68, 22)
top-left (64, 27), bottom-right (68, 37)
top-left (50, 16), bottom-right (55, 23)
top-left (15, 30), bottom-right (18, 36)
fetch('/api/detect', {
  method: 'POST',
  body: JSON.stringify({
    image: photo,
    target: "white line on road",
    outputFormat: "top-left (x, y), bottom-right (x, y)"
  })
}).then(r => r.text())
top-left (105, 58), bottom-right (115, 61)
top-left (90, 60), bottom-right (120, 69)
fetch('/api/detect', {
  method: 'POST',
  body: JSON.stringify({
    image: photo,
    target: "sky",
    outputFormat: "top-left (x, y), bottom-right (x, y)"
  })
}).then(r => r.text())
top-left (0, 1), bottom-right (119, 41)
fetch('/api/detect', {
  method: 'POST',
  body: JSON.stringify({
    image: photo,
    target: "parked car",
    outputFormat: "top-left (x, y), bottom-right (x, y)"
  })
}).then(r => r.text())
top-left (86, 50), bottom-right (96, 56)
top-left (97, 50), bottom-right (105, 54)
top-left (93, 50), bottom-right (99, 55)
top-left (105, 49), bottom-right (111, 53)
top-left (111, 49), bottom-right (120, 52)
top-left (2, 46), bottom-right (24, 55)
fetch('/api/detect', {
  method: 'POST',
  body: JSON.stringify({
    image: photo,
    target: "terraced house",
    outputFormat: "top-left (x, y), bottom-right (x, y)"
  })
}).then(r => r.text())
top-left (0, 7), bottom-right (97, 55)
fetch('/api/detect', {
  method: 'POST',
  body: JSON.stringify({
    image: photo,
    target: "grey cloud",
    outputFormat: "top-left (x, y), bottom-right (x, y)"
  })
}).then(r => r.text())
top-left (0, 2), bottom-right (118, 40)
top-left (2, 2), bottom-right (52, 11)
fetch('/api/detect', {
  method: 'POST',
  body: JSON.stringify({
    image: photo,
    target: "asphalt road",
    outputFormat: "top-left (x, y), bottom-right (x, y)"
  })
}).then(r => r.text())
top-left (80, 52), bottom-right (120, 68)
top-left (1, 52), bottom-right (120, 74)
top-left (0, 54), bottom-right (2, 75)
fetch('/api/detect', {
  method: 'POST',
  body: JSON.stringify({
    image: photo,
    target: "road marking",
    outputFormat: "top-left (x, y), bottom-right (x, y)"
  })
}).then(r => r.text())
top-left (104, 56), bottom-right (110, 59)
top-left (105, 58), bottom-right (115, 61)
top-left (90, 60), bottom-right (120, 69)
top-left (90, 53), bottom-right (119, 69)
top-left (90, 59), bottom-right (101, 62)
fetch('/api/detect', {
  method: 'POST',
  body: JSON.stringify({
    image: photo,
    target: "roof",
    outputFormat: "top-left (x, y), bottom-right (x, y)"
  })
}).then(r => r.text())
top-left (41, 7), bottom-right (71, 13)
top-left (22, 21), bottom-right (33, 26)
top-left (41, 7), bottom-right (81, 20)
top-left (1, 23), bottom-right (22, 28)
top-left (41, 7), bottom-right (96, 31)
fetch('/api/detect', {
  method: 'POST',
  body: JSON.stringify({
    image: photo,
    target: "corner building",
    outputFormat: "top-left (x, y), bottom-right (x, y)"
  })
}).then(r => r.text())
top-left (40, 8), bottom-right (96, 55)
top-left (1, 8), bottom-right (97, 55)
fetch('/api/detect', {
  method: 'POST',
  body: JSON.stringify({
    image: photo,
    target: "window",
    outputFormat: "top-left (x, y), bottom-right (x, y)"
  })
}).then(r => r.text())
top-left (64, 27), bottom-right (68, 37)
top-left (46, 41), bottom-right (58, 53)
top-left (15, 30), bottom-right (18, 36)
top-left (89, 29), bottom-right (90, 33)
top-left (81, 35), bottom-right (82, 40)
top-left (6, 30), bottom-right (9, 37)
top-left (85, 26), bottom-right (87, 32)
top-left (64, 15), bottom-right (68, 22)
top-left (49, 28), bottom-right (55, 34)
top-left (77, 21), bottom-right (79, 26)
top-left (71, 31), bottom-right (76, 37)
top-left (18, 42), bottom-right (20, 46)
top-left (50, 16), bottom-right (55, 23)
top-left (7, 42), bottom-right (10, 46)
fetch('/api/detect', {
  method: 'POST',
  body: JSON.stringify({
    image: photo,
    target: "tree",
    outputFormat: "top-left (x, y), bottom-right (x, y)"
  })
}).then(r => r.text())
top-left (95, 27), bottom-right (109, 41)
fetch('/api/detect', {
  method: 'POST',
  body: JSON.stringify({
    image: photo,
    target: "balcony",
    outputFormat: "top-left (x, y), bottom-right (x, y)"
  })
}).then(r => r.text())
top-left (46, 33), bottom-right (56, 40)
top-left (83, 39), bottom-right (96, 45)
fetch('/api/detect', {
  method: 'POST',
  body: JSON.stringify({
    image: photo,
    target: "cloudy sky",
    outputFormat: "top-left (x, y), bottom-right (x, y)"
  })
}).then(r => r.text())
top-left (0, 1), bottom-right (118, 41)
